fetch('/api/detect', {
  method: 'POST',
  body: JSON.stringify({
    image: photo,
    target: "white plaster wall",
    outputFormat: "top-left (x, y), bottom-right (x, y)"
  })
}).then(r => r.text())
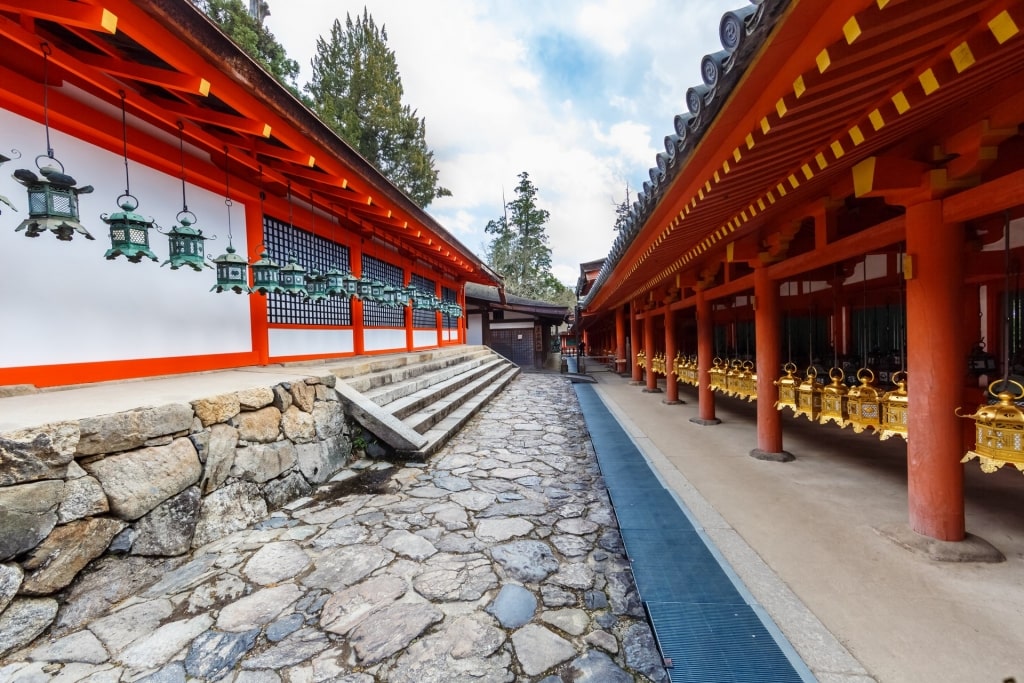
top-left (413, 330), bottom-right (439, 348)
top-left (269, 328), bottom-right (354, 358)
top-left (0, 107), bottom-right (252, 368)
top-left (467, 314), bottom-right (483, 345)
top-left (363, 328), bottom-right (407, 352)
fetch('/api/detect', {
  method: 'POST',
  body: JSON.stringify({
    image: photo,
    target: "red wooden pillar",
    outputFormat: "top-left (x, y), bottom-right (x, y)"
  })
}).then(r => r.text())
top-left (752, 264), bottom-right (791, 461)
top-left (630, 301), bottom-right (643, 385)
top-left (691, 288), bottom-right (720, 425)
top-left (643, 310), bottom-right (660, 393)
top-left (906, 200), bottom-right (965, 541)
top-left (615, 305), bottom-right (627, 374)
top-left (664, 304), bottom-right (681, 404)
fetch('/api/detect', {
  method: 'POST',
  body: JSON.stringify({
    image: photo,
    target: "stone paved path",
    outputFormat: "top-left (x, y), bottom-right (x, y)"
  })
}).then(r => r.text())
top-left (1, 374), bottom-right (669, 682)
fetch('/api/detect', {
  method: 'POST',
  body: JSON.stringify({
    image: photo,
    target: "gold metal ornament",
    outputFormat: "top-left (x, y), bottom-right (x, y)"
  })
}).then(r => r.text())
top-left (819, 367), bottom-right (850, 427)
top-left (794, 366), bottom-right (823, 421)
top-left (774, 362), bottom-right (800, 413)
top-left (878, 371), bottom-right (908, 441)
top-left (958, 380), bottom-right (1024, 474)
top-left (709, 357), bottom-right (727, 392)
top-left (846, 368), bottom-right (883, 433)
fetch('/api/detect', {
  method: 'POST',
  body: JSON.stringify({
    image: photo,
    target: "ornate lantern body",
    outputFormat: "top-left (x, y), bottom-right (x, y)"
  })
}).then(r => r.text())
top-left (161, 212), bottom-right (210, 271)
top-left (725, 359), bottom-right (742, 396)
top-left (340, 272), bottom-right (360, 298)
top-left (324, 267), bottom-right (346, 296)
top-left (967, 341), bottom-right (998, 377)
top-left (846, 368), bottom-right (883, 433)
top-left (369, 280), bottom-right (386, 302)
top-left (879, 371), bottom-right (908, 441)
top-left (686, 356), bottom-right (699, 385)
top-left (278, 257), bottom-right (308, 297)
top-left (210, 244), bottom-right (251, 294)
top-left (251, 250), bottom-right (284, 295)
top-left (306, 270), bottom-right (329, 302)
top-left (958, 381), bottom-right (1024, 474)
top-left (740, 360), bottom-right (757, 402)
top-left (819, 367), bottom-right (850, 427)
top-left (636, 350), bottom-right (646, 370)
top-left (709, 357), bottom-right (727, 392)
top-left (13, 159), bottom-right (94, 240)
top-left (356, 277), bottom-right (374, 300)
top-left (794, 366), bottom-right (823, 421)
top-left (774, 362), bottom-right (801, 413)
top-left (102, 195), bottom-right (159, 263)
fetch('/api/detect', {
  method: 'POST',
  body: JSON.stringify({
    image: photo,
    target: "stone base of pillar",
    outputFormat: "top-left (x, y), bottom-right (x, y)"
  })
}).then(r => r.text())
top-left (661, 399), bottom-right (685, 405)
top-left (642, 387), bottom-right (663, 393)
top-left (749, 448), bottom-right (794, 462)
top-left (628, 380), bottom-right (644, 386)
top-left (689, 417), bottom-right (721, 426)
top-left (874, 524), bottom-right (1004, 563)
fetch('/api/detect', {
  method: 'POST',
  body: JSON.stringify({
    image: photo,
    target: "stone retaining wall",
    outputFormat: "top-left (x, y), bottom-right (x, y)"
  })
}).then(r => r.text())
top-left (0, 373), bottom-right (356, 636)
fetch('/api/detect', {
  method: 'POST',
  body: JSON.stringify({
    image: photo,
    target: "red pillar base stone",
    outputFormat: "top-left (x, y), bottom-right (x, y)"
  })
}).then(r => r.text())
top-left (661, 399), bottom-right (684, 405)
top-left (642, 387), bottom-right (663, 393)
top-left (749, 448), bottom-right (794, 462)
top-left (874, 525), bottom-right (1004, 562)
top-left (689, 417), bottom-right (721, 426)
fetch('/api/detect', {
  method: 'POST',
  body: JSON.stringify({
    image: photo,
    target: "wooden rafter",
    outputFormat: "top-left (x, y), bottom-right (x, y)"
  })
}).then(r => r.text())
top-left (73, 52), bottom-right (210, 97)
top-left (154, 96), bottom-right (270, 137)
top-left (0, 0), bottom-right (117, 33)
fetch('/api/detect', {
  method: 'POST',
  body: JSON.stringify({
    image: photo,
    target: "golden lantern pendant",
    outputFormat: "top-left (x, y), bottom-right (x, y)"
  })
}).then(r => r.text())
top-left (740, 360), bottom-right (757, 402)
top-left (819, 368), bottom-right (850, 427)
top-left (636, 350), bottom-right (646, 370)
top-left (846, 368), bottom-right (883, 433)
top-left (709, 357), bottom-right (727, 392)
top-left (672, 352), bottom-right (683, 383)
top-left (958, 380), bottom-right (1024, 474)
top-left (774, 362), bottom-right (801, 413)
top-left (725, 359), bottom-right (742, 397)
top-left (686, 355), bottom-right (699, 385)
top-left (794, 366), bottom-right (823, 421)
top-left (879, 371), bottom-right (908, 441)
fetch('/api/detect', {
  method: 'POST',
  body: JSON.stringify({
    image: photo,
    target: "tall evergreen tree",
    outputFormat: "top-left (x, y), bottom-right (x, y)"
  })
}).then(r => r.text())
top-left (193, 0), bottom-right (301, 93)
top-left (613, 184), bottom-right (632, 233)
top-left (305, 9), bottom-right (450, 207)
top-left (485, 172), bottom-right (573, 305)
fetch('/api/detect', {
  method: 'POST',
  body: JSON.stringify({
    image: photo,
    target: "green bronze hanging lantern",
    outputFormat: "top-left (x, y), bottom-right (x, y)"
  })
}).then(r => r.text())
top-left (251, 248), bottom-right (284, 295)
top-left (355, 276), bottom-right (373, 300)
top-left (210, 147), bottom-right (250, 293)
top-left (369, 279), bottom-right (385, 301)
top-left (1, 148), bottom-right (21, 214)
top-left (381, 282), bottom-right (401, 307)
top-left (340, 271), bottom-right (360, 298)
top-left (324, 266), bottom-right (347, 296)
top-left (306, 269), bottom-right (329, 302)
top-left (14, 43), bottom-right (94, 241)
top-left (279, 256), bottom-right (308, 297)
top-left (103, 92), bottom-right (158, 263)
top-left (162, 122), bottom-right (211, 271)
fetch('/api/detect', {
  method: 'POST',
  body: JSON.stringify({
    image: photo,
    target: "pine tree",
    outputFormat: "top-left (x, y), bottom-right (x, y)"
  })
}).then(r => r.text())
top-left (305, 10), bottom-right (450, 207)
top-left (485, 172), bottom-right (574, 305)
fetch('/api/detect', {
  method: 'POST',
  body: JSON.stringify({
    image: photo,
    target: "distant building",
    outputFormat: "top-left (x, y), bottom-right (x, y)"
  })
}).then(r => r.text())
top-left (464, 283), bottom-right (568, 370)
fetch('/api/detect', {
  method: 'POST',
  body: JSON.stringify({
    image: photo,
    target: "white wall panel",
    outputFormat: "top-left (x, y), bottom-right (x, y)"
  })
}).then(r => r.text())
top-left (413, 330), bottom-right (438, 348)
top-left (467, 314), bottom-right (483, 345)
top-left (363, 328), bottom-right (407, 352)
top-left (268, 328), bottom-right (353, 358)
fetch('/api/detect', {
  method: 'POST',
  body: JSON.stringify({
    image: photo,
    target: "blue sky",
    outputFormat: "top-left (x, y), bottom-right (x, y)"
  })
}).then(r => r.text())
top-left (266, 0), bottom-right (740, 286)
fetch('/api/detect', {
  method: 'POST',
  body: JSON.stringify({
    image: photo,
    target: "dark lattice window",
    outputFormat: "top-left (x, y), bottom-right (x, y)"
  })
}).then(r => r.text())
top-left (264, 215), bottom-right (351, 326)
top-left (362, 255), bottom-right (405, 327)
top-left (411, 273), bottom-right (437, 328)
top-left (442, 285), bottom-right (458, 329)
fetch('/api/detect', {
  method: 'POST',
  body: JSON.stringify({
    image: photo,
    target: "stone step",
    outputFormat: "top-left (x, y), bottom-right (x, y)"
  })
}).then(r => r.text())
top-left (401, 361), bottom-right (517, 434)
top-left (371, 356), bottom-right (509, 417)
top-left (403, 364), bottom-right (521, 458)
top-left (342, 347), bottom-right (492, 393)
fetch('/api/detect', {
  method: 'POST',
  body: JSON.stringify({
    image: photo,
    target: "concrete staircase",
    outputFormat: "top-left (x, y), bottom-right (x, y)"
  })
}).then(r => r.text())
top-left (331, 346), bottom-right (520, 458)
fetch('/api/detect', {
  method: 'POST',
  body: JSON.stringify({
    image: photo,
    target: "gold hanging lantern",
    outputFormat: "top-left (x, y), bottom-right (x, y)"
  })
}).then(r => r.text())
top-left (774, 362), bottom-right (801, 413)
top-left (740, 360), bottom-right (757, 402)
top-left (709, 357), bottom-right (727, 392)
top-left (819, 368), bottom-right (850, 427)
top-left (794, 366), bottom-right (823, 421)
top-left (724, 359), bottom-right (742, 397)
top-left (636, 349), bottom-right (646, 369)
top-left (958, 380), bottom-right (1024, 474)
top-left (846, 368), bottom-right (883, 433)
top-left (878, 371), bottom-right (908, 441)
top-left (672, 352), bottom-right (683, 383)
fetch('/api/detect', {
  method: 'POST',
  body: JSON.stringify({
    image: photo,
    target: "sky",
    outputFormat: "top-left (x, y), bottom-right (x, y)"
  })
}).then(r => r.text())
top-left (265, 0), bottom-right (740, 288)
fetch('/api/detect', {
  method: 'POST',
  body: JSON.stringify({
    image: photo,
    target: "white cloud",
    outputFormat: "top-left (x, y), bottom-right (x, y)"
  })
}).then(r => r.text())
top-left (266, 0), bottom-right (739, 289)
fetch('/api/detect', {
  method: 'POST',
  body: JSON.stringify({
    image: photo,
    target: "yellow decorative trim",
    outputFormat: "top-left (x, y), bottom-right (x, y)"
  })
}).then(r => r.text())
top-left (919, 68), bottom-right (940, 95)
top-left (843, 16), bottom-right (862, 44)
top-left (801, 164), bottom-right (813, 180)
top-left (749, 203), bottom-right (757, 216)
top-left (199, 79), bottom-right (212, 97)
top-left (722, 159), bottom-right (731, 174)
top-left (849, 125), bottom-right (865, 145)
top-left (877, 0), bottom-right (889, 7)
top-left (99, 9), bottom-right (118, 33)
top-left (767, 190), bottom-right (777, 204)
top-left (815, 152), bottom-right (828, 170)
top-left (757, 198), bottom-right (766, 211)
top-left (793, 75), bottom-right (806, 98)
top-left (777, 182), bottom-right (788, 196)
top-left (892, 91), bottom-right (910, 114)
top-left (733, 147), bottom-right (742, 163)
top-left (817, 48), bottom-right (831, 73)
top-left (989, 10), bottom-right (1019, 44)
top-left (852, 156), bottom-right (876, 197)
top-left (951, 41), bottom-right (976, 73)
top-left (713, 170), bottom-right (721, 183)
top-left (831, 140), bottom-right (845, 158)
top-left (741, 210), bottom-right (748, 222)
top-left (698, 188), bottom-right (705, 200)
top-left (746, 133), bottom-right (755, 149)
top-left (869, 109), bottom-right (885, 130)
top-left (760, 117), bottom-right (771, 134)
top-left (788, 174), bottom-right (799, 189)
top-left (705, 180), bottom-right (712, 193)
top-left (776, 98), bottom-right (788, 118)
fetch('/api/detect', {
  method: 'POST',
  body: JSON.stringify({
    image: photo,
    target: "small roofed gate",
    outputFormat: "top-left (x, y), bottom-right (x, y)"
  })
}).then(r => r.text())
top-left (491, 328), bottom-right (535, 367)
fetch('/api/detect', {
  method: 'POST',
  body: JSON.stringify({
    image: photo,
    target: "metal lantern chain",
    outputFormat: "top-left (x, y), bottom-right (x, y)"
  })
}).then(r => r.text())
top-left (161, 121), bottom-right (212, 271)
top-left (13, 41), bottom-right (95, 240)
top-left (102, 90), bottom-right (159, 263)
top-left (210, 146), bottom-right (251, 293)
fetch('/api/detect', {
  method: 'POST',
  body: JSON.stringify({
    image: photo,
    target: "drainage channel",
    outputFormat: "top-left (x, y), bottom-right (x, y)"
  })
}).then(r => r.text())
top-left (573, 383), bottom-right (816, 683)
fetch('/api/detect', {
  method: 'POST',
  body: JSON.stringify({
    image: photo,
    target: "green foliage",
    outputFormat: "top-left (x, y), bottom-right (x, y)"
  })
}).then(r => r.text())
top-left (305, 10), bottom-right (450, 207)
top-left (485, 172), bottom-right (574, 305)
top-left (194, 0), bottom-right (301, 94)
top-left (613, 184), bottom-right (632, 233)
